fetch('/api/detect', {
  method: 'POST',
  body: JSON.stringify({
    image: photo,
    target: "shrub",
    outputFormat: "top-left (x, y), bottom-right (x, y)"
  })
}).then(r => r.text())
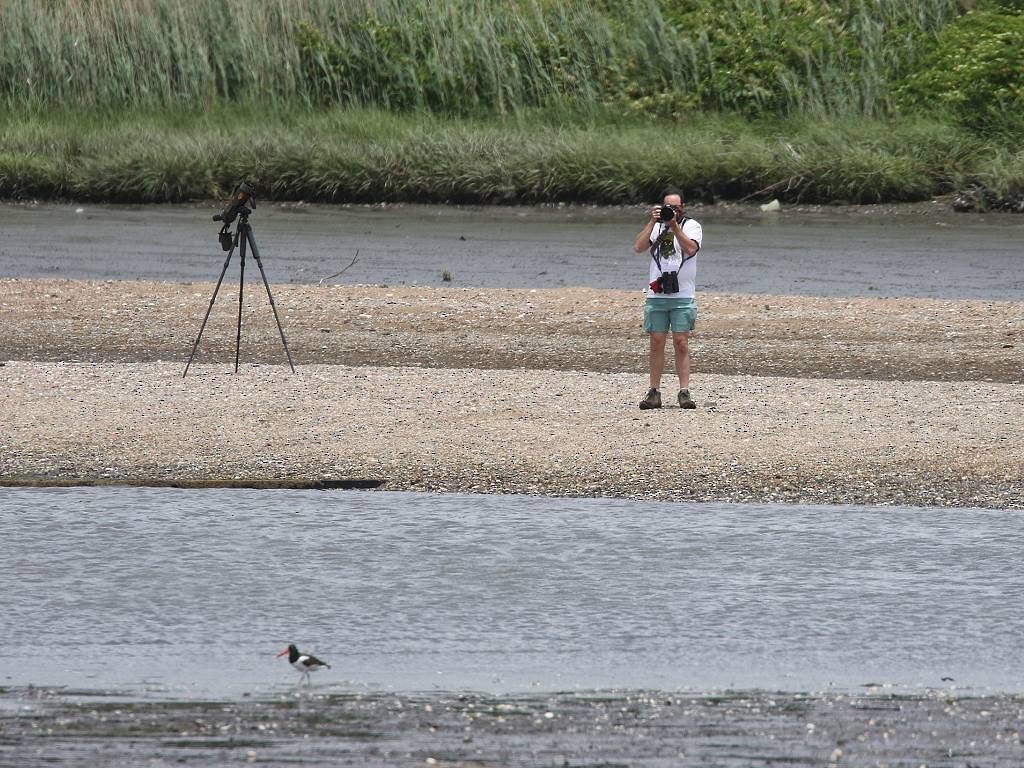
top-left (657, 0), bottom-right (852, 115)
top-left (896, 11), bottom-right (1024, 133)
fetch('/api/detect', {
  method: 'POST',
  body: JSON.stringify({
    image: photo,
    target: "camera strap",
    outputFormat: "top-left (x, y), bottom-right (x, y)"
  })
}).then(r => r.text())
top-left (650, 218), bottom-right (694, 272)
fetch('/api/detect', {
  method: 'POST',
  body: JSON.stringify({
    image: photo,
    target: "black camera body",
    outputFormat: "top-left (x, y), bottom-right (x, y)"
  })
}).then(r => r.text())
top-left (659, 204), bottom-right (676, 221)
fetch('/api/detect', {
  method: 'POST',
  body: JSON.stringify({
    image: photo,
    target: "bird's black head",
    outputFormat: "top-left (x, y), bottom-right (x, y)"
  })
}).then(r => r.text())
top-left (276, 643), bottom-right (300, 662)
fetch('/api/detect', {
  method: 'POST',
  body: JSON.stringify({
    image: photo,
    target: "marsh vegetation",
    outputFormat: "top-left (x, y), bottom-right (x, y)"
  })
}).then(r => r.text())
top-left (1, 0), bottom-right (1021, 207)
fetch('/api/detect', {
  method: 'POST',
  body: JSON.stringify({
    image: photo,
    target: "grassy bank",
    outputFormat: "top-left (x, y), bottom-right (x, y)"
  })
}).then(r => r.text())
top-left (1, 106), bottom-right (1021, 208)
top-left (1, 0), bottom-right (1021, 208)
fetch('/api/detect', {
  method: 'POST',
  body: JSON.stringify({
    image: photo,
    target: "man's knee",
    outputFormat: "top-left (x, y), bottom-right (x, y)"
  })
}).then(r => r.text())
top-left (649, 332), bottom-right (668, 347)
top-left (672, 332), bottom-right (689, 351)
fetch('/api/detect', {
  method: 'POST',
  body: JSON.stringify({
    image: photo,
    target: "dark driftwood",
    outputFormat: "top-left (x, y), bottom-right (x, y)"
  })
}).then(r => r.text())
top-left (0, 477), bottom-right (384, 490)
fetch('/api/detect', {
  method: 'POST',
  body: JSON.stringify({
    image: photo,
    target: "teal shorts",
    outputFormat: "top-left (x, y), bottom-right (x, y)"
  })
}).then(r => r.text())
top-left (644, 297), bottom-right (696, 334)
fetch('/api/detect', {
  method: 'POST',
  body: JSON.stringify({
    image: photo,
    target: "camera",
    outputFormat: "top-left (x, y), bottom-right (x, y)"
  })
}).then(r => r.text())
top-left (649, 271), bottom-right (680, 294)
top-left (659, 204), bottom-right (676, 221)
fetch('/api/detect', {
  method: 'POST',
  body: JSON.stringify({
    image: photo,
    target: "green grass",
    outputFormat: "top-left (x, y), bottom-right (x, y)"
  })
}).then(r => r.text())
top-left (3, 105), bottom-right (1020, 207)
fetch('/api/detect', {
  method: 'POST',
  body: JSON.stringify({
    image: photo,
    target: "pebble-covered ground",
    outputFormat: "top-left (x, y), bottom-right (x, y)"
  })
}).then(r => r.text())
top-left (1, 278), bottom-right (1021, 507)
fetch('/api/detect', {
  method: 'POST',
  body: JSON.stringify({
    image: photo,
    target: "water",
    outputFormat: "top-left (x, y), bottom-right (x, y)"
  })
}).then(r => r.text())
top-left (2, 487), bottom-right (1022, 697)
top-left (3, 203), bottom-right (1023, 298)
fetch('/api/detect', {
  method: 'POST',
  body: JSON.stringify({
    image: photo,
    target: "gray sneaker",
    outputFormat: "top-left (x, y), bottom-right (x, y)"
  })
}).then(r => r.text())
top-left (677, 389), bottom-right (697, 409)
top-left (639, 388), bottom-right (662, 409)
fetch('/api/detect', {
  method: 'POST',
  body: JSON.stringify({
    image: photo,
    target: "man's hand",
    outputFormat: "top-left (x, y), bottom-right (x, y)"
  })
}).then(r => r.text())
top-left (670, 216), bottom-right (699, 258)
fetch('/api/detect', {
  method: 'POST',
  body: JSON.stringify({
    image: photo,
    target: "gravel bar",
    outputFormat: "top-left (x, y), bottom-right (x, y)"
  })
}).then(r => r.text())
top-left (1, 278), bottom-right (1021, 508)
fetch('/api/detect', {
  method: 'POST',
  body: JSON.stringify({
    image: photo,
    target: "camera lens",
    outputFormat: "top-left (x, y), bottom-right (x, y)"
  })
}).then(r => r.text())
top-left (659, 205), bottom-right (675, 221)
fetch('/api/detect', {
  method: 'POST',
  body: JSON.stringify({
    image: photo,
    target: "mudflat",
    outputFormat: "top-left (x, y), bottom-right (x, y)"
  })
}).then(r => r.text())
top-left (1, 278), bottom-right (1022, 507)
top-left (5, 687), bottom-right (1023, 767)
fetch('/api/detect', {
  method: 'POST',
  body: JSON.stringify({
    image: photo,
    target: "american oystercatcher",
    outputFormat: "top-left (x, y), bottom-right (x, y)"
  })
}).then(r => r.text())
top-left (276, 643), bottom-right (331, 687)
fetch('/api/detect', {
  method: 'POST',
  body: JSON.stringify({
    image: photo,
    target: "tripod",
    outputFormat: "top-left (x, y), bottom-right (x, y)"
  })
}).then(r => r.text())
top-left (183, 206), bottom-right (296, 377)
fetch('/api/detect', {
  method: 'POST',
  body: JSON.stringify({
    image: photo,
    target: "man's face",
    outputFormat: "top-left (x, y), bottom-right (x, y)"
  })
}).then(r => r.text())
top-left (662, 194), bottom-right (684, 217)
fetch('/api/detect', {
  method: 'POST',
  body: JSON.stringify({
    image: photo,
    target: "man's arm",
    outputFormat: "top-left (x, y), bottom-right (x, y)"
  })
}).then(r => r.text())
top-left (633, 207), bottom-right (660, 253)
top-left (669, 218), bottom-right (699, 258)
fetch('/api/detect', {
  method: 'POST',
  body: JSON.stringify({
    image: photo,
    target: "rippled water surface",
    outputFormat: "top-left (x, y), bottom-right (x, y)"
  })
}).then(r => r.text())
top-left (2, 488), bottom-right (1022, 696)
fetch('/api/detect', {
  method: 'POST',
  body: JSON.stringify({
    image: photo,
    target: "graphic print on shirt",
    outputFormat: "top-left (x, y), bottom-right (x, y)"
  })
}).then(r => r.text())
top-left (658, 229), bottom-right (675, 260)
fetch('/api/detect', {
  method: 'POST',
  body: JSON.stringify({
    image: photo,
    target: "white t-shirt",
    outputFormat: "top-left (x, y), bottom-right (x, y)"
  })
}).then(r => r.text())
top-left (646, 217), bottom-right (703, 299)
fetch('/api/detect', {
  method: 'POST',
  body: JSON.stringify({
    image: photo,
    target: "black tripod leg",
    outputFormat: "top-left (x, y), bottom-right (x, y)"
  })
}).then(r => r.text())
top-left (183, 243), bottom-right (235, 377)
top-left (246, 226), bottom-right (297, 373)
top-left (235, 226), bottom-right (247, 374)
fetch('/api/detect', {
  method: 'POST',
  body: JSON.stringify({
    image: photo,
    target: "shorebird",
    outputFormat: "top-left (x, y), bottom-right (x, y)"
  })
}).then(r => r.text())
top-left (276, 643), bottom-right (330, 687)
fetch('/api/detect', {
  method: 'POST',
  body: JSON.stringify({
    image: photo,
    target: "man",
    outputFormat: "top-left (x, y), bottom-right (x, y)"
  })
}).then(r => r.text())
top-left (632, 188), bottom-right (703, 410)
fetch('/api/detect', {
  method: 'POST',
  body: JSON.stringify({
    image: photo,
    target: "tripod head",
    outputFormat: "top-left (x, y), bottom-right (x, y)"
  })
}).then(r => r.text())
top-left (215, 181), bottom-right (256, 251)
top-left (213, 180), bottom-right (255, 225)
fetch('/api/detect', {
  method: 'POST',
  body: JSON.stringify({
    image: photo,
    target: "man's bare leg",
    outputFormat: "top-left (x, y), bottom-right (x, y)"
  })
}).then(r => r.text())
top-left (649, 332), bottom-right (668, 389)
top-left (673, 332), bottom-right (697, 408)
top-left (673, 332), bottom-right (690, 390)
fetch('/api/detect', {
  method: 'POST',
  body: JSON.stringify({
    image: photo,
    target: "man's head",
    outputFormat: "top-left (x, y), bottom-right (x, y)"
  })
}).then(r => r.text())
top-left (661, 187), bottom-right (685, 218)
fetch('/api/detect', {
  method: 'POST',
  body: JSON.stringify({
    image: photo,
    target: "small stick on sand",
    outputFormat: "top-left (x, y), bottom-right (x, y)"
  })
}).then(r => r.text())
top-left (318, 250), bottom-right (360, 286)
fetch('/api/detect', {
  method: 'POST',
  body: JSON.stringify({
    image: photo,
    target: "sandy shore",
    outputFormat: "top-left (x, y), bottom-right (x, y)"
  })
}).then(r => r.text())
top-left (1, 278), bottom-right (1021, 507)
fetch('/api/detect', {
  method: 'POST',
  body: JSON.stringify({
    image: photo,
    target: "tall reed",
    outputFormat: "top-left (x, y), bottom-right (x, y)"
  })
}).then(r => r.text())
top-left (0, 0), bottom-right (320, 108)
top-left (0, 0), bottom-right (962, 117)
